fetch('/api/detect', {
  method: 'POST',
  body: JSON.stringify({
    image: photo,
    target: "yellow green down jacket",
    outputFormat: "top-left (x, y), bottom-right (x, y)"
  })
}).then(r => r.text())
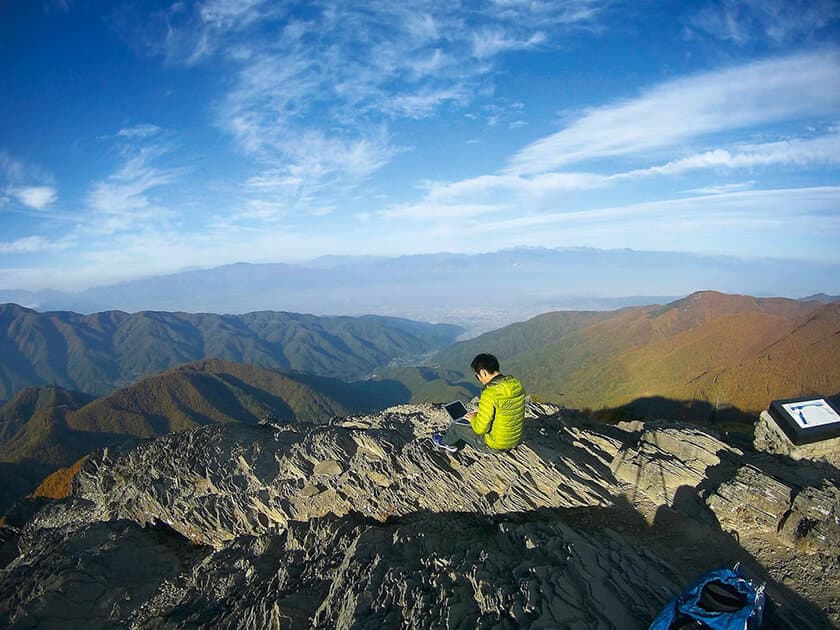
top-left (470, 374), bottom-right (526, 450)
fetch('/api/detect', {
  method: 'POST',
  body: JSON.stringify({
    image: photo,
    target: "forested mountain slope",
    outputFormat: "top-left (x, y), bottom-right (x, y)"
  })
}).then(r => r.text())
top-left (0, 304), bottom-right (460, 402)
top-left (403, 292), bottom-right (839, 415)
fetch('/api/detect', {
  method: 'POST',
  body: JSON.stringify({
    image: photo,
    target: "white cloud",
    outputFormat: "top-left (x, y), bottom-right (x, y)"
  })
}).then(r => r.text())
top-left (249, 129), bottom-right (402, 191)
top-left (507, 50), bottom-right (840, 174)
top-left (85, 147), bottom-right (183, 233)
top-left (407, 48), bottom-right (447, 78)
top-left (142, 1), bottom-right (612, 206)
top-left (415, 185), bottom-right (839, 262)
top-left (199, 0), bottom-right (272, 31)
top-left (613, 133), bottom-right (840, 179)
top-left (690, 0), bottom-right (840, 45)
top-left (224, 128), bottom-right (405, 220)
top-left (474, 186), bottom-right (840, 234)
top-left (427, 172), bottom-right (606, 200)
top-left (378, 171), bottom-right (607, 221)
top-left (0, 153), bottom-right (57, 211)
top-left (378, 201), bottom-right (503, 220)
top-left (684, 181), bottom-right (756, 195)
top-left (386, 87), bottom-right (470, 119)
top-left (377, 186), bottom-right (840, 264)
top-left (117, 124), bottom-right (163, 138)
top-left (231, 199), bottom-right (288, 222)
top-left (0, 235), bottom-right (67, 254)
top-left (379, 129), bottom-right (840, 225)
top-left (9, 186), bottom-right (57, 210)
top-left (471, 28), bottom-right (546, 59)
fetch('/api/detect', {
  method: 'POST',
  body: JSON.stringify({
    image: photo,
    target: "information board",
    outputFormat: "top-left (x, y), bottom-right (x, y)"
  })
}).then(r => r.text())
top-left (769, 396), bottom-right (840, 445)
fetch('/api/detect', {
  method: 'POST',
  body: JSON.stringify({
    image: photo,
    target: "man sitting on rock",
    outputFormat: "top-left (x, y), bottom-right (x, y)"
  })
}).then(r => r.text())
top-left (432, 353), bottom-right (526, 453)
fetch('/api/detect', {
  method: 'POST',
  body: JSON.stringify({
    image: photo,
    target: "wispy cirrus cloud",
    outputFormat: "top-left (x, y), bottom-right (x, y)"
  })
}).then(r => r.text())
top-left (689, 0), bottom-right (840, 45)
top-left (507, 50), bottom-right (840, 175)
top-left (471, 29), bottom-right (546, 59)
top-left (468, 186), bottom-right (840, 260)
top-left (0, 236), bottom-right (64, 254)
top-left (136, 0), bottom-right (279, 65)
top-left (85, 145), bottom-right (184, 234)
top-left (376, 171), bottom-right (607, 220)
top-left (117, 123), bottom-right (163, 139)
top-left (378, 130), bottom-right (840, 222)
top-left (369, 186), bottom-right (840, 263)
top-left (238, 128), bottom-right (403, 219)
top-left (613, 133), bottom-right (840, 180)
top-left (133, 1), bottom-right (613, 210)
top-left (684, 181), bottom-right (756, 195)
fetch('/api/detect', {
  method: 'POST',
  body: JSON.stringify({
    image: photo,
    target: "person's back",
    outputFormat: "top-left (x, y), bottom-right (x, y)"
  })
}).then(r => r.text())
top-left (472, 373), bottom-right (526, 450)
top-left (432, 353), bottom-right (526, 453)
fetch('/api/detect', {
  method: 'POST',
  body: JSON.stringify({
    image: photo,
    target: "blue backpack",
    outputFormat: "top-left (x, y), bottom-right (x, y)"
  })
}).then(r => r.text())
top-left (649, 566), bottom-right (765, 630)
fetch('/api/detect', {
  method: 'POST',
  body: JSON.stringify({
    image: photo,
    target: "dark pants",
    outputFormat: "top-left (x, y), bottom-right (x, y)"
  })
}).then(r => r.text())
top-left (441, 422), bottom-right (495, 453)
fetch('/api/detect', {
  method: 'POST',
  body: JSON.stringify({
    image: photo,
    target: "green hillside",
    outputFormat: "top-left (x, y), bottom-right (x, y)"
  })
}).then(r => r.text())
top-left (0, 304), bottom-right (461, 401)
top-left (0, 359), bottom-right (412, 513)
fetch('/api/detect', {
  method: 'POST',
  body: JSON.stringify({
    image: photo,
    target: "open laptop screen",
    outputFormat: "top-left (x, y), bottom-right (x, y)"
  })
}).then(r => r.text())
top-left (444, 400), bottom-right (468, 420)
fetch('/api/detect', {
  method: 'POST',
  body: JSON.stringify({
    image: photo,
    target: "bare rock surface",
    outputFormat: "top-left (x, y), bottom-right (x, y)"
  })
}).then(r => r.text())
top-left (754, 410), bottom-right (840, 467)
top-left (63, 404), bottom-right (622, 548)
top-left (1, 403), bottom-right (838, 628)
top-left (611, 425), bottom-right (743, 505)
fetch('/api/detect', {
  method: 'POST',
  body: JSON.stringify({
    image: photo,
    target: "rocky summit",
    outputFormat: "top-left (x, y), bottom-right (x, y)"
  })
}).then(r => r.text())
top-left (1, 404), bottom-right (838, 629)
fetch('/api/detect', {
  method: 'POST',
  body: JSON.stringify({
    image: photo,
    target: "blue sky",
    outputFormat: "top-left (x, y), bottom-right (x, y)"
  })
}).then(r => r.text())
top-left (1, 0), bottom-right (839, 291)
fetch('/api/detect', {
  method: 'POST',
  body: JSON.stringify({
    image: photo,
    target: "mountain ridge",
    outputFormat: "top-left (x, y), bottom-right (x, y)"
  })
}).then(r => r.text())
top-left (3, 247), bottom-right (836, 333)
top-left (0, 303), bottom-right (460, 402)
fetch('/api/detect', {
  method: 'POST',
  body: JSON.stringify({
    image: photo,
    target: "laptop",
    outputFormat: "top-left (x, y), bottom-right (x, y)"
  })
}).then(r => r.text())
top-left (444, 400), bottom-right (472, 425)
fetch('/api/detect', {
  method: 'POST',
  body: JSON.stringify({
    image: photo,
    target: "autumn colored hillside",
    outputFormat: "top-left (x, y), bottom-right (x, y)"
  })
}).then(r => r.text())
top-left (414, 292), bottom-right (839, 415)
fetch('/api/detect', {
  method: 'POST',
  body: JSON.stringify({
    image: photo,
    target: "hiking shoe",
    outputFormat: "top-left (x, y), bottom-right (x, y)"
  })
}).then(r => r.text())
top-left (430, 433), bottom-right (458, 452)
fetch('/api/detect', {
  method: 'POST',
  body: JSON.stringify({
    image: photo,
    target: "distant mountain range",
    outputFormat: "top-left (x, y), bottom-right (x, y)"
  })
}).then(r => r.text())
top-left (0, 304), bottom-right (460, 403)
top-left (0, 359), bottom-right (414, 513)
top-left (3, 290), bottom-right (840, 514)
top-left (4, 247), bottom-right (838, 334)
top-left (395, 291), bottom-right (840, 417)
top-left (801, 293), bottom-right (840, 303)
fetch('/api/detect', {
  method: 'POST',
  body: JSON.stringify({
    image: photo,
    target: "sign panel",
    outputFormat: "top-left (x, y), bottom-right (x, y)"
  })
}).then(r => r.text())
top-left (769, 396), bottom-right (840, 445)
top-left (780, 399), bottom-right (840, 429)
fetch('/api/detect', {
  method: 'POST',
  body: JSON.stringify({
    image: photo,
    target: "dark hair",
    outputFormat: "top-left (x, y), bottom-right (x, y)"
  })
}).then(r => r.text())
top-left (471, 353), bottom-right (500, 374)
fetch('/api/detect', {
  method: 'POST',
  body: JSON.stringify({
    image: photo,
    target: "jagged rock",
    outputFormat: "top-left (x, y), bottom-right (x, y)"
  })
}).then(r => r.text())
top-left (60, 404), bottom-right (622, 549)
top-left (779, 482), bottom-right (840, 555)
top-left (610, 425), bottom-right (742, 506)
top-left (705, 463), bottom-right (840, 558)
top-left (706, 465), bottom-right (793, 534)
top-left (135, 510), bottom-right (685, 629)
top-left (1, 404), bottom-right (838, 628)
top-left (754, 411), bottom-right (840, 467)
